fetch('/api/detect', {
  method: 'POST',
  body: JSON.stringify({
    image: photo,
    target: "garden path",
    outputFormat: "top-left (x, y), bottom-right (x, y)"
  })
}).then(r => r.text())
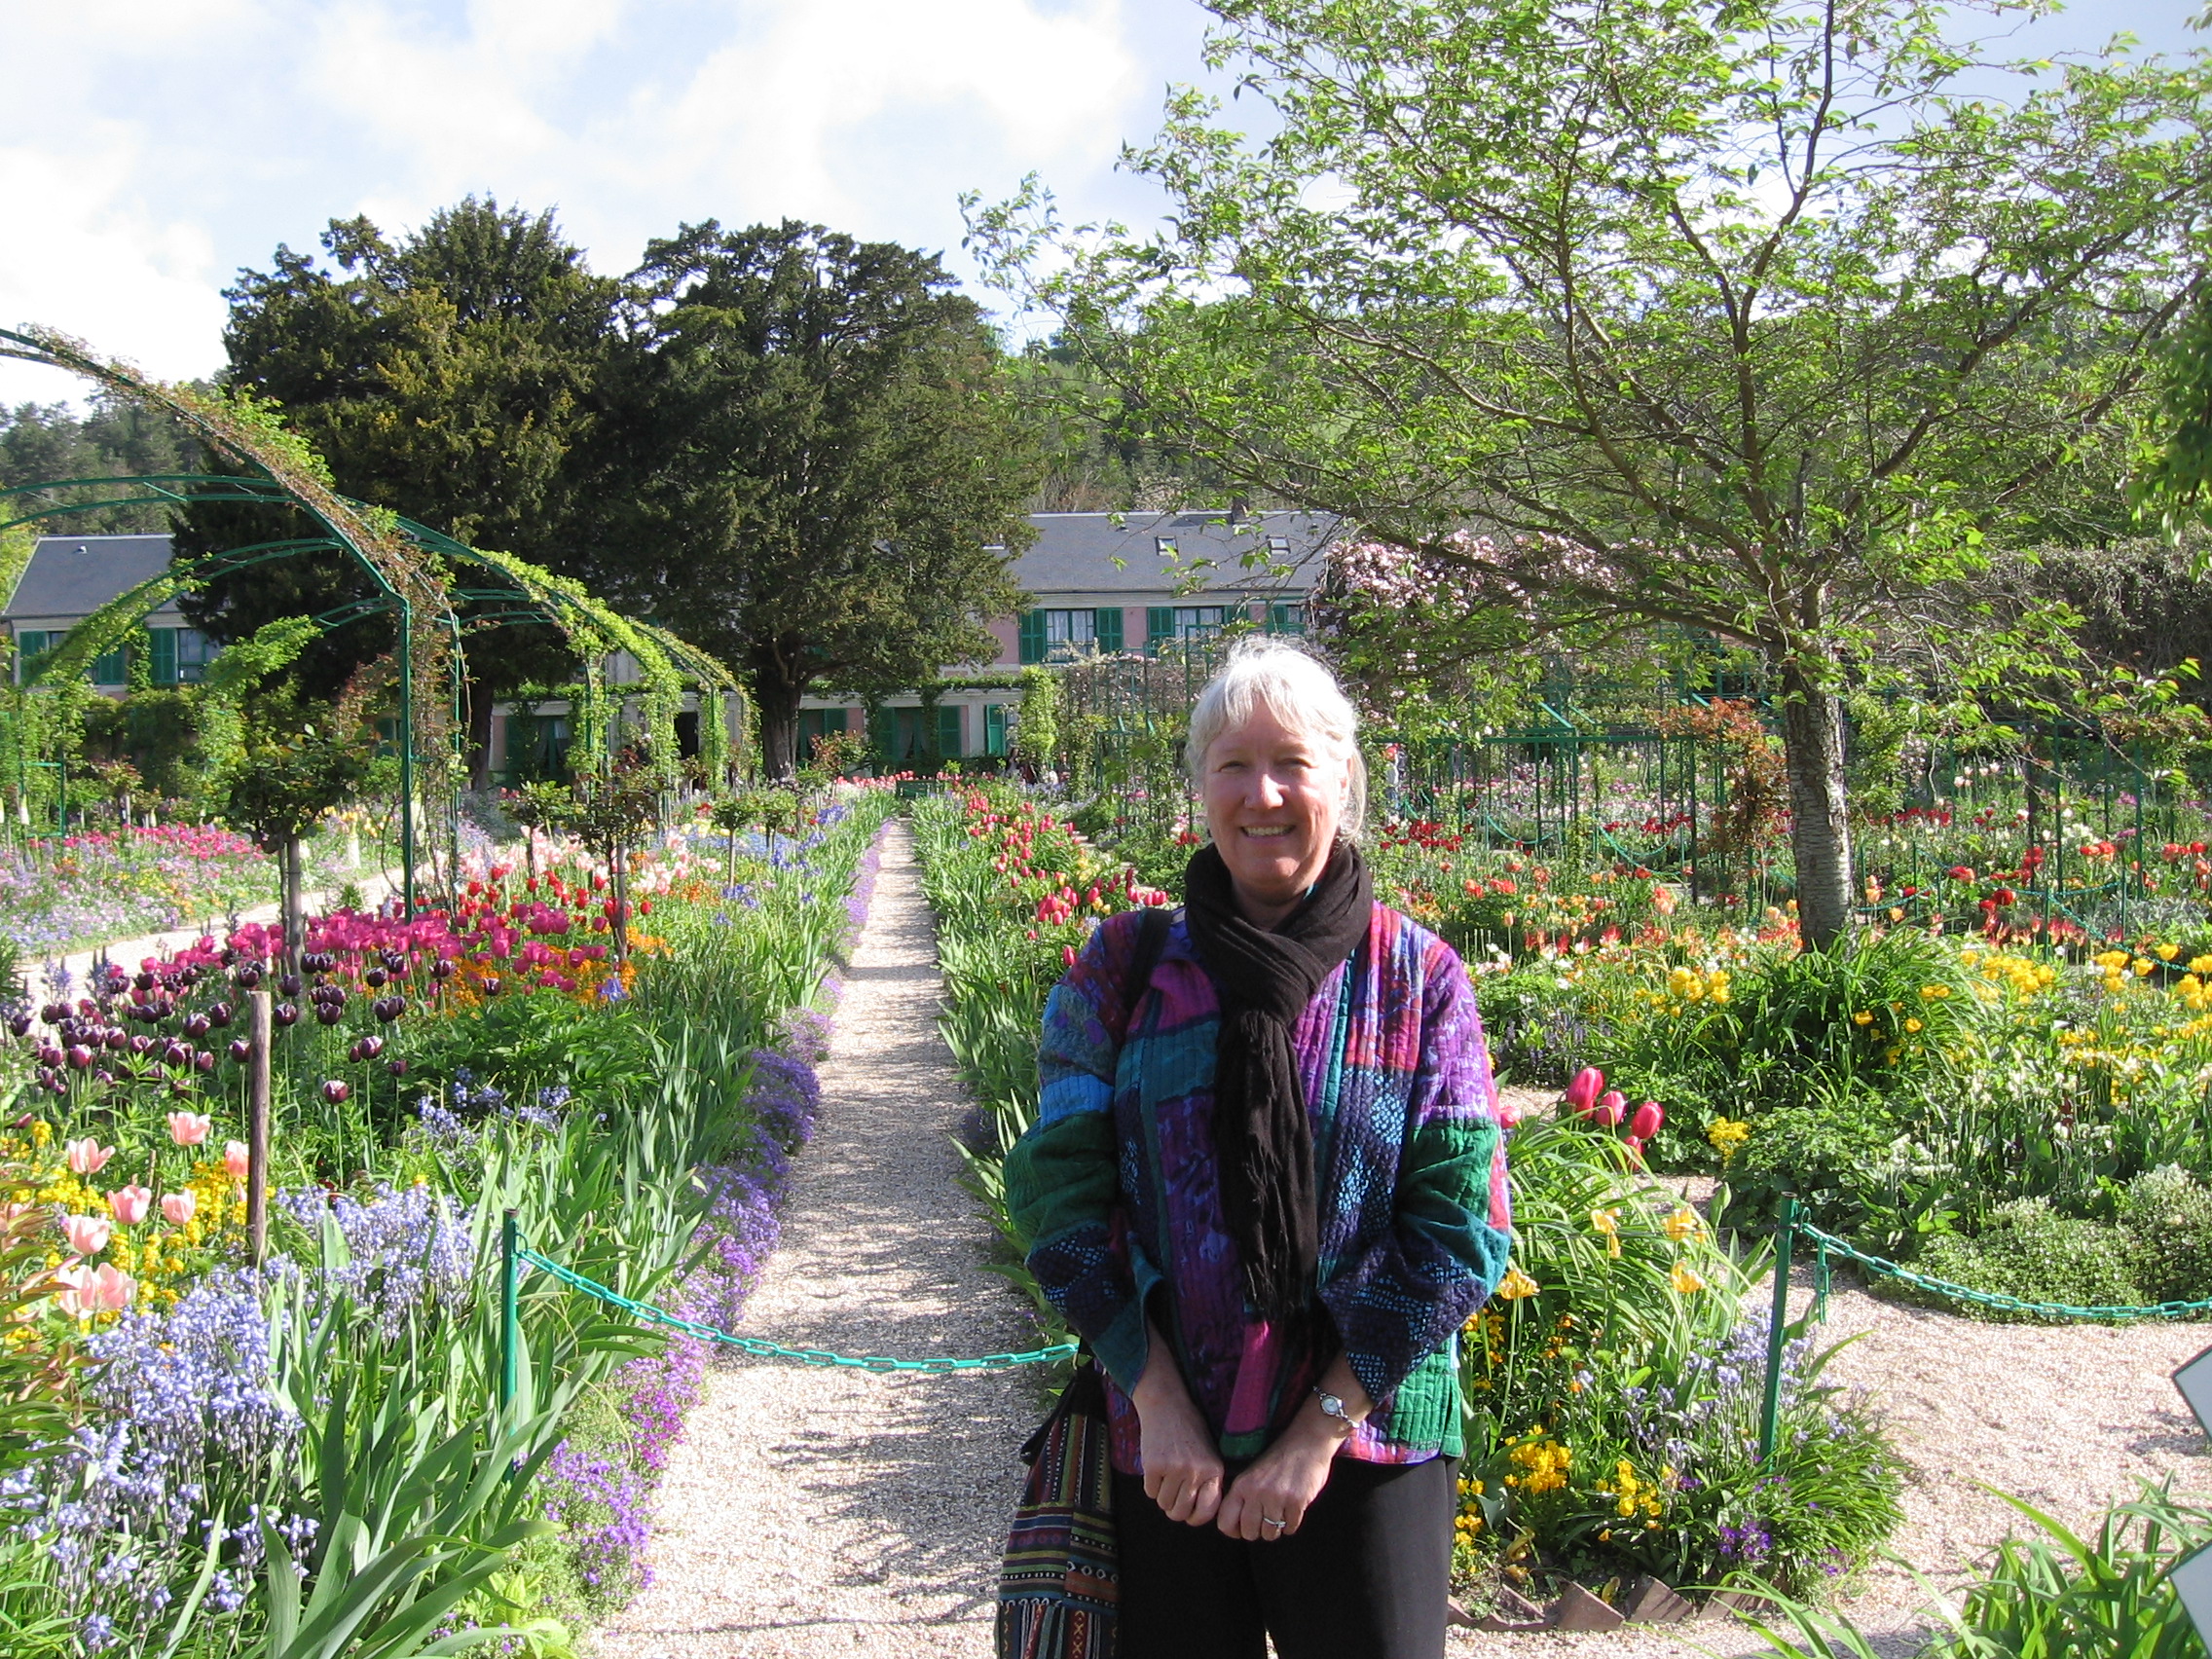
top-left (598, 820), bottom-right (1039, 1659)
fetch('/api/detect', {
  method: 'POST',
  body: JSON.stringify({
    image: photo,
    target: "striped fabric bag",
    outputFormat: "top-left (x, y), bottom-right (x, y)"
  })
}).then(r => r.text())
top-left (995, 1360), bottom-right (1118, 1659)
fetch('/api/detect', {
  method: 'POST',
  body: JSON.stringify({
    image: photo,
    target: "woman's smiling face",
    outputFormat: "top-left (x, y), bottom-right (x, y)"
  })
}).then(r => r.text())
top-left (1200, 699), bottom-right (1349, 928)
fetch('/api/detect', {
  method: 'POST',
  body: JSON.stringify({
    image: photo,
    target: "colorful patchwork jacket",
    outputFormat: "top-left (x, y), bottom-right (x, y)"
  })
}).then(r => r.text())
top-left (1005, 903), bottom-right (1511, 1474)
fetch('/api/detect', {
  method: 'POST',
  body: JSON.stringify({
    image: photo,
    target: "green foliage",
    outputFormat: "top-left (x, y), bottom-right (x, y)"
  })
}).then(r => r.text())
top-left (1736, 1483), bottom-right (2212, 1659)
top-left (2119, 1164), bottom-right (2212, 1305)
top-left (972, 0), bottom-right (2212, 944)
top-left (1902, 1199), bottom-right (2148, 1322)
top-left (0, 389), bottom-right (201, 535)
top-left (605, 221), bottom-right (1042, 779)
top-left (215, 719), bottom-right (374, 851)
top-left (1010, 667), bottom-right (1058, 774)
top-left (1464, 1117), bottom-right (1901, 1597)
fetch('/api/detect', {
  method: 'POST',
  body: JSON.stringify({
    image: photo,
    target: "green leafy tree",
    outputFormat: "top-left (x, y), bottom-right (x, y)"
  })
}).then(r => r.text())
top-left (593, 221), bottom-right (1040, 781)
top-left (0, 389), bottom-right (201, 534)
top-left (972, 0), bottom-right (2212, 947)
top-left (216, 719), bottom-right (372, 967)
top-left (180, 198), bottom-right (619, 763)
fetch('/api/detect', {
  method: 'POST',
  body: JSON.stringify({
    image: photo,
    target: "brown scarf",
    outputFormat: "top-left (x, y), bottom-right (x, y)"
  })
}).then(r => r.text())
top-left (1182, 839), bottom-right (1373, 1324)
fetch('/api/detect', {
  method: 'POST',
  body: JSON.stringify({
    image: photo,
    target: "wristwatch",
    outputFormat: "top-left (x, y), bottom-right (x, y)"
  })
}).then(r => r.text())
top-left (1313, 1386), bottom-right (1356, 1426)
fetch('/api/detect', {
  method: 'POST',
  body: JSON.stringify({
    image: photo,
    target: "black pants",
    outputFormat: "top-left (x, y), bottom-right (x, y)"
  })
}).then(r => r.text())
top-left (1112, 1456), bottom-right (1454, 1659)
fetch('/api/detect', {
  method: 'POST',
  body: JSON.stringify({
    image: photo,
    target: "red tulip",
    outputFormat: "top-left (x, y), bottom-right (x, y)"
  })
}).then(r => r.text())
top-left (1565, 1066), bottom-right (1604, 1117)
top-left (1631, 1100), bottom-right (1665, 1140)
top-left (1597, 1089), bottom-right (1627, 1128)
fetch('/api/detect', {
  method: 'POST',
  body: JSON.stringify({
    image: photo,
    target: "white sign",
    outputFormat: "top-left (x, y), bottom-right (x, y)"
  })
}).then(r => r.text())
top-left (2171, 1346), bottom-right (2212, 1646)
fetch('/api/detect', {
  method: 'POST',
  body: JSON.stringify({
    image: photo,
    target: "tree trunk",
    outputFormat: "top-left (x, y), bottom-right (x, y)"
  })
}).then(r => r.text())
top-left (752, 655), bottom-right (804, 784)
top-left (611, 842), bottom-right (629, 969)
top-left (281, 834), bottom-right (307, 971)
top-left (1778, 661), bottom-right (1855, 950)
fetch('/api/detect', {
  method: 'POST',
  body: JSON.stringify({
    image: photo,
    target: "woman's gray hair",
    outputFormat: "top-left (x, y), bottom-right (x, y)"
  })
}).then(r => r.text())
top-left (1186, 636), bottom-right (1367, 837)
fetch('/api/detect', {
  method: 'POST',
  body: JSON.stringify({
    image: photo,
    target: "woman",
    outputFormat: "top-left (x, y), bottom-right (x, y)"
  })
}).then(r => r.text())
top-left (1006, 639), bottom-right (1511, 1659)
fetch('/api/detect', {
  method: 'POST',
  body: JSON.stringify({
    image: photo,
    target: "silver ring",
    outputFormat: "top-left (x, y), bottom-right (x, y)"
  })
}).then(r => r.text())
top-left (1262, 1516), bottom-right (1287, 1530)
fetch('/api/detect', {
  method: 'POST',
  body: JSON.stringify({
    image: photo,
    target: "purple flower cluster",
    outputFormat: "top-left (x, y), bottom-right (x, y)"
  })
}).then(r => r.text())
top-left (1718, 1518), bottom-right (1774, 1563)
top-left (545, 1439), bottom-right (655, 1590)
top-left (277, 1182), bottom-right (476, 1336)
top-left (542, 1043), bottom-right (827, 1596)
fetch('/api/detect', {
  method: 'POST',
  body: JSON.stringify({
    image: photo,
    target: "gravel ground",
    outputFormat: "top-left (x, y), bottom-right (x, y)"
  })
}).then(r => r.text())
top-left (601, 963), bottom-right (2211, 1659)
top-left (595, 821), bottom-right (1043, 1658)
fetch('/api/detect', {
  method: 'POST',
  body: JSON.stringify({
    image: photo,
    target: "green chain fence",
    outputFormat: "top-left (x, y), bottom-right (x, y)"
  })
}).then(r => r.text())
top-left (1755, 1197), bottom-right (2212, 1459)
top-left (497, 1212), bottom-right (1077, 1415)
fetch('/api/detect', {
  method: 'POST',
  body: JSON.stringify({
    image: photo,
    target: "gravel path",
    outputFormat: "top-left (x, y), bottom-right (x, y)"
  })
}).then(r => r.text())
top-left (596, 820), bottom-right (1040, 1659)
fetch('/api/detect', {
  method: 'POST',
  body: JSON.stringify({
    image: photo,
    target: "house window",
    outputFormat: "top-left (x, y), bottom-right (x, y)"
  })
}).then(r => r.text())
top-left (1156, 536), bottom-right (1178, 559)
top-left (1019, 608), bottom-right (1119, 664)
top-left (1146, 606), bottom-right (1229, 654)
top-left (90, 643), bottom-right (128, 686)
top-left (14, 630), bottom-right (52, 684)
top-left (147, 626), bottom-right (214, 685)
top-left (1268, 535), bottom-right (1291, 558)
top-left (1045, 609), bottom-right (1096, 650)
top-left (1268, 603), bottom-right (1306, 636)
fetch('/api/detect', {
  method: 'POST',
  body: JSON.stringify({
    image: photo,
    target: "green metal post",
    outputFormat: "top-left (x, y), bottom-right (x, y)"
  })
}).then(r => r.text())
top-left (397, 608), bottom-right (416, 917)
top-left (1758, 1196), bottom-right (1798, 1461)
top-left (499, 1207), bottom-right (519, 1418)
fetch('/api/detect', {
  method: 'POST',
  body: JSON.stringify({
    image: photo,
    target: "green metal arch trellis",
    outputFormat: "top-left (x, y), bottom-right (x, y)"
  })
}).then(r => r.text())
top-left (0, 324), bottom-right (747, 913)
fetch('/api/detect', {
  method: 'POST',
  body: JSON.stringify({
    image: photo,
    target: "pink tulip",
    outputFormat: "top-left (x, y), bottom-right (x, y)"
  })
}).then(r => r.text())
top-left (65, 1138), bottom-right (115, 1175)
top-left (166, 1111), bottom-right (212, 1147)
top-left (108, 1184), bottom-right (151, 1226)
top-left (1493, 1089), bottom-right (1525, 1128)
top-left (53, 1262), bottom-right (134, 1316)
top-left (224, 1141), bottom-right (250, 1181)
top-left (1631, 1100), bottom-right (1666, 1141)
top-left (1597, 1089), bottom-right (1627, 1128)
top-left (61, 1214), bottom-right (111, 1256)
top-left (1565, 1066), bottom-right (1604, 1118)
top-left (161, 1191), bottom-right (197, 1227)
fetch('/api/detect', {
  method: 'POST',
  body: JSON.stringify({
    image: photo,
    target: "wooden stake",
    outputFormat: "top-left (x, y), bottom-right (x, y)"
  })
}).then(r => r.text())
top-left (247, 989), bottom-right (272, 1267)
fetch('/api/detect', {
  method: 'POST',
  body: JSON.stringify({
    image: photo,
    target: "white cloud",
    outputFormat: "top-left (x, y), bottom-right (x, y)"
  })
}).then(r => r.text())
top-left (0, 0), bottom-right (1195, 405)
top-left (0, 135), bottom-right (227, 405)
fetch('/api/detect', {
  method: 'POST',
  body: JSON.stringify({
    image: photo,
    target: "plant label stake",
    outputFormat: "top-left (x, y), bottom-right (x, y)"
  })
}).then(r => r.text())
top-left (246, 989), bottom-right (272, 1266)
top-left (2169, 1346), bottom-right (2212, 1640)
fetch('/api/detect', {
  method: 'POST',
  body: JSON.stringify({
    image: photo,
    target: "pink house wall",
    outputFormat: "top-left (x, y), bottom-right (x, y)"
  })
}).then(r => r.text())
top-left (982, 616), bottom-right (1019, 665)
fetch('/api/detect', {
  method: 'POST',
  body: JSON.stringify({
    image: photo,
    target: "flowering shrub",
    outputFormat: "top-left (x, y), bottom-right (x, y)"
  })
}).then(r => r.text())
top-left (0, 787), bottom-right (898, 1654)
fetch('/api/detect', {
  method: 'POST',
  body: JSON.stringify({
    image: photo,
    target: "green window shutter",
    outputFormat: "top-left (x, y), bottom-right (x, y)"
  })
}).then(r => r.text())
top-left (868, 706), bottom-right (895, 766)
top-left (91, 643), bottom-right (127, 685)
top-left (828, 707), bottom-right (848, 734)
top-left (936, 704), bottom-right (963, 758)
top-left (985, 703), bottom-right (1007, 757)
top-left (1094, 607), bottom-right (1124, 653)
top-left (15, 632), bottom-right (46, 683)
top-left (148, 627), bottom-right (178, 685)
top-left (1017, 609), bottom-right (1046, 665)
top-left (1146, 608), bottom-right (1174, 655)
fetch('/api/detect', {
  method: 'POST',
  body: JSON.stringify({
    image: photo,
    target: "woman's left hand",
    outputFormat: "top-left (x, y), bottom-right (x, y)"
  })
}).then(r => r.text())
top-left (1214, 1416), bottom-right (1343, 1541)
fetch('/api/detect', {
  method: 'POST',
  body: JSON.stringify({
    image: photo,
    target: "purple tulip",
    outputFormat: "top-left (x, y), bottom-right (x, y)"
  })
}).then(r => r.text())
top-left (195, 1051), bottom-right (215, 1074)
top-left (183, 1014), bottom-right (210, 1040)
top-left (273, 1003), bottom-right (300, 1028)
top-left (64, 1045), bottom-right (92, 1071)
top-left (350, 1035), bottom-right (385, 1062)
top-left (321, 1080), bottom-right (350, 1104)
top-left (228, 1038), bottom-right (252, 1062)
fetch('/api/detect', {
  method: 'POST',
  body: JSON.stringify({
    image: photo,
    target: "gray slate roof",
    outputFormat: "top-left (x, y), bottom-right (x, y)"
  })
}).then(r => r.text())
top-left (9, 535), bottom-right (183, 622)
top-left (1012, 510), bottom-right (1338, 599)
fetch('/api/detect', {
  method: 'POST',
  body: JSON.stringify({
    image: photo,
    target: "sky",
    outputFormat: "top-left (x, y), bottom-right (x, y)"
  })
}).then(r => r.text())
top-left (0, 0), bottom-right (2200, 410)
